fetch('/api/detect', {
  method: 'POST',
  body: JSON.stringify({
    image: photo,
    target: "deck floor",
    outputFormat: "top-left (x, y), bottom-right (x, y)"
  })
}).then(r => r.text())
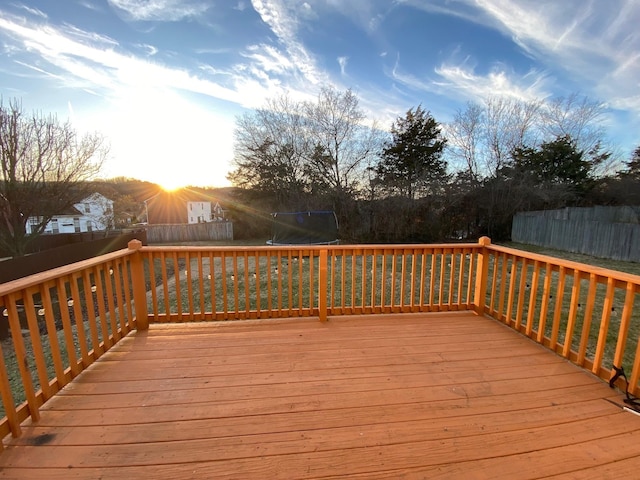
top-left (1, 312), bottom-right (640, 479)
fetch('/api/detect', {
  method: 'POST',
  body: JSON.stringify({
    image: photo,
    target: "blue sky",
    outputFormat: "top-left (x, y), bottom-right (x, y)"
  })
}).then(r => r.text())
top-left (1, 0), bottom-right (639, 189)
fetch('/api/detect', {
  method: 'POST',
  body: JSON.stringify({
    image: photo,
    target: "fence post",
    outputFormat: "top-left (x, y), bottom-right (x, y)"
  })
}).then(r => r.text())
top-left (128, 239), bottom-right (149, 331)
top-left (319, 249), bottom-right (328, 322)
top-left (474, 236), bottom-right (491, 315)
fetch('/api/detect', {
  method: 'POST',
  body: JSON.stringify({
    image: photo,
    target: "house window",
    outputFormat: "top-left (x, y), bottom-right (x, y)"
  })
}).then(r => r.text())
top-left (84, 203), bottom-right (91, 213)
top-left (87, 223), bottom-right (93, 232)
top-left (73, 218), bottom-right (81, 233)
top-left (52, 219), bottom-right (59, 234)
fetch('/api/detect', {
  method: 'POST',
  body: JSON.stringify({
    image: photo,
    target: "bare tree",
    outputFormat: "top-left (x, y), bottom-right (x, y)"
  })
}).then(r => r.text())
top-left (446, 97), bottom-right (542, 180)
top-left (541, 94), bottom-right (606, 153)
top-left (0, 99), bottom-right (106, 256)
top-left (303, 86), bottom-right (382, 199)
top-left (446, 102), bottom-right (483, 181)
top-left (482, 96), bottom-right (542, 177)
top-left (540, 93), bottom-right (614, 177)
top-left (228, 93), bottom-right (310, 208)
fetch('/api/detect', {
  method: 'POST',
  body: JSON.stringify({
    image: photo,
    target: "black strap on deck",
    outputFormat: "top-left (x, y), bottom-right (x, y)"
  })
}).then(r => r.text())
top-left (609, 365), bottom-right (640, 413)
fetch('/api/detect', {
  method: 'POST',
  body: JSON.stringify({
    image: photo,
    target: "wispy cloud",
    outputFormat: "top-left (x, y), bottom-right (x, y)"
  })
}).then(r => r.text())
top-left (433, 61), bottom-right (551, 103)
top-left (0, 11), bottom-right (245, 102)
top-left (413, 1), bottom-right (640, 112)
top-left (337, 56), bottom-right (348, 76)
top-left (14, 3), bottom-right (47, 19)
top-left (250, 0), bottom-right (325, 85)
top-left (106, 0), bottom-right (210, 22)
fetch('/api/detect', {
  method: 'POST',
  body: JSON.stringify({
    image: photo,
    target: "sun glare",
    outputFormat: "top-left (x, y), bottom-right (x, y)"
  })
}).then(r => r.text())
top-left (159, 183), bottom-right (183, 192)
top-left (157, 177), bottom-right (185, 192)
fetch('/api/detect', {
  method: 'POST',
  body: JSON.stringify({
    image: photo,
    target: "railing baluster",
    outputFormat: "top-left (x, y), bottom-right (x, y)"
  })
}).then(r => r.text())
top-left (549, 266), bottom-right (567, 351)
top-left (466, 250), bottom-right (475, 309)
top-left (104, 263), bottom-right (120, 341)
top-left (514, 258), bottom-right (528, 330)
top-left (612, 282), bottom-right (636, 373)
top-left (537, 263), bottom-right (553, 343)
top-left (55, 277), bottom-right (80, 377)
top-left (6, 293), bottom-right (40, 421)
top-left (319, 249), bottom-right (328, 321)
top-left (577, 273), bottom-right (598, 366)
top-left (525, 260), bottom-right (540, 336)
top-left (39, 282), bottom-right (66, 388)
top-left (448, 250), bottom-right (455, 308)
top-left (505, 255), bottom-right (517, 326)
top-left (69, 272), bottom-right (90, 365)
top-left (456, 251), bottom-right (465, 308)
top-left (438, 250), bottom-right (446, 309)
top-left (563, 270), bottom-right (582, 358)
top-left (496, 253), bottom-right (508, 320)
top-left (185, 252), bottom-right (194, 320)
top-left (592, 277), bottom-right (616, 374)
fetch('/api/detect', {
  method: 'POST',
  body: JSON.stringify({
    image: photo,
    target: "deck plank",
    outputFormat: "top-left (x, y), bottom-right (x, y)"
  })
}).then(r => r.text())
top-left (1, 312), bottom-right (639, 479)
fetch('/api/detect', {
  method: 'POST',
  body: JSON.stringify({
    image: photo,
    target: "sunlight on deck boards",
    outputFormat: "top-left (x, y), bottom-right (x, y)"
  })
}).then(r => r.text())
top-left (1, 312), bottom-right (639, 479)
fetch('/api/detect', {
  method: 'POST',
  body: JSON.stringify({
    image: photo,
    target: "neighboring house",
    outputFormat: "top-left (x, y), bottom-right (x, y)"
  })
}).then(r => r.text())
top-left (212, 202), bottom-right (226, 221)
top-left (187, 201), bottom-right (212, 224)
top-left (187, 201), bottom-right (226, 224)
top-left (25, 193), bottom-right (115, 234)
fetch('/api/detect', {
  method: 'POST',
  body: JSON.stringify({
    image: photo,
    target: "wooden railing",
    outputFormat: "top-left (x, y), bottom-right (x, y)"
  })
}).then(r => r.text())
top-left (478, 239), bottom-right (640, 397)
top-left (0, 246), bottom-right (139, 448)
top-left (138, 243), bottom-right (479, 323)
top-left (1, 237), bottom-right (639, 447)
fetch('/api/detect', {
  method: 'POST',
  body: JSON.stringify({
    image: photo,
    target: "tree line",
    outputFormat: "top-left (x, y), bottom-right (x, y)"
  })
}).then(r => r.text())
top-left (2, 89), bottom-right (640, 258)
top-left (228, 87), bottom-right (640, 243)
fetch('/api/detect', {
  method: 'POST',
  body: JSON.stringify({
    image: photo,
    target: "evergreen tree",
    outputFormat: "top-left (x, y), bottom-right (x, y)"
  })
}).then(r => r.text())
top-left (376, 106), bottom-right (447, 199)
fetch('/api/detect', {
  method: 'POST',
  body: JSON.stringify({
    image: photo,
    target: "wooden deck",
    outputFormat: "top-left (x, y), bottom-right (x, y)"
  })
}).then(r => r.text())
top-left (1, 312), bottom-right (639, 479)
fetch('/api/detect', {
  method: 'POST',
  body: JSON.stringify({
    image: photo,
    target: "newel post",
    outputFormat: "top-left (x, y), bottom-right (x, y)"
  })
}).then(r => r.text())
top-left (128, 239), bottom-right (149, 331)
top-left (319, 249), bottom-right (328, 322)
top-left (473, 236), bottom-right (491, 315)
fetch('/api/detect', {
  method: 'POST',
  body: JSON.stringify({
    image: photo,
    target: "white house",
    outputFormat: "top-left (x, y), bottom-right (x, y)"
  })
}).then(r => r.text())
top-left (187, 201), bottom-right (212, 224)
top-left (187, 201), bottom-right (226, 224)
top-left (26, 193), bottom-right (115, 234)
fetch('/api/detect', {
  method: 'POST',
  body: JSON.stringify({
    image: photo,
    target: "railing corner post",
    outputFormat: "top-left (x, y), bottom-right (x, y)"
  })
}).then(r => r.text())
top-left (474, 236), bottom-right (492, 315)
top-left (129, 239), bottom-right (149, 331)
top-left (128, 239), bottom-right (143, 251)
top-left (319, 249), bottom-right (328, 322)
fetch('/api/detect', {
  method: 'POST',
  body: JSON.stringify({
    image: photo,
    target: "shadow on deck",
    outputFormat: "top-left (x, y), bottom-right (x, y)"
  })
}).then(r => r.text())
top-left (1, 312), bottom-right (639, 479)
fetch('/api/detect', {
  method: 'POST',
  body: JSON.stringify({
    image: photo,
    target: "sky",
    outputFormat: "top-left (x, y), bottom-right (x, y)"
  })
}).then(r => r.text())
top-left (1, 0), bottom-right (639, 190)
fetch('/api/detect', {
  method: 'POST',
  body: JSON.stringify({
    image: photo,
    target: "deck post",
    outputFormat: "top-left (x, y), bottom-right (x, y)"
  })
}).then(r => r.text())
top-left (473, 236), bottom-right (491, 315)
top-left (319, 249), bottom-right (328, 322)
top-left (128, 239), bottom-right (149, 331)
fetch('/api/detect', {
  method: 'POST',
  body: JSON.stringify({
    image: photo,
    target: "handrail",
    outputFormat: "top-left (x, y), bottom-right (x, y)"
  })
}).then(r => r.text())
top-left (0, 245), bottom-right (140, 447)
top-left (1, 237), bottom-right (639, 447)
top-left (482, 242), bottom-right (640, 395)
top-left (137, 242), bottom-right (481, 323)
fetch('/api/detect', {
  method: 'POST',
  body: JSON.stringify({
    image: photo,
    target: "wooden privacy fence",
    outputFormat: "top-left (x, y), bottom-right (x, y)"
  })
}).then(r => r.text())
top-left (1, 238), bottom-right (640, 447)
top-left (512, 206), bottom-right (640, 262)
top-left (145, 221), bottom-right (233, 244)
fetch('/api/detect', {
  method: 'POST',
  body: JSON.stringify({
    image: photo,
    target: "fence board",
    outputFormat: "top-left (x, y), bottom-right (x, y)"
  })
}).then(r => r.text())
top-left (512, 207), bottom-right (640, 262)
top-left (145, 222), bottom-right (233, 243)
